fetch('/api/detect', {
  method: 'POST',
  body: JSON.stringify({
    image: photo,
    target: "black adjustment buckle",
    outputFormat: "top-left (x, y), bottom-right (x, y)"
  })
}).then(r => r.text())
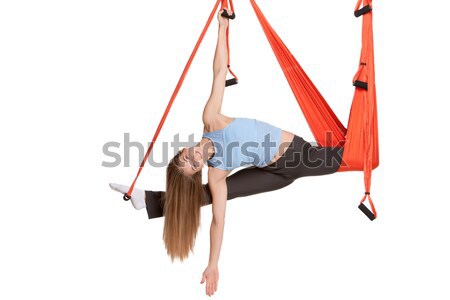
top-left (354, 5), bottom-right (372, 18)
top-left (221, 10), bottom-right (236, 20)
top-left (353, 80), bottom-right (368, 90)
top-left (225, 78), bottom-right (238, 87)
top-left (123, 194), bottom-right (131, 201)
top-left (358, 203), bottom-right (375, 221)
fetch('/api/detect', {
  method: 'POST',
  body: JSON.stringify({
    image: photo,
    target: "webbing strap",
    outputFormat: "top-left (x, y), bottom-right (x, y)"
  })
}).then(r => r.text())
top-left (354, 0), bottom-right (377, 219)
top-left (124, 0), bottom-right (236, 199)
top-left (223, 0), bottom-right (238, 84)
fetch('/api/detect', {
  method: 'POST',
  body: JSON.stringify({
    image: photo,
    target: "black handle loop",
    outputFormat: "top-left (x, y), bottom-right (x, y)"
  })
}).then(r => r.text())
top-left (225, 78), bottom-right (238, 87)
top-left (354, 5), bottom-right (372, 18)
top-left (123, 194), bottom-right (131, 201)
top-left (353, 80), bottom-right (368, 90)
top-left (358, 203), bottom-right (376, 221)
top-left (221, 10), bottom-right (236, 20)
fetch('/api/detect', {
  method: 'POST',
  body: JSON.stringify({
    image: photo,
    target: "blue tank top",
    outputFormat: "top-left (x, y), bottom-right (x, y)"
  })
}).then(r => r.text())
top-left (202, 118), bottom-right (282, 170)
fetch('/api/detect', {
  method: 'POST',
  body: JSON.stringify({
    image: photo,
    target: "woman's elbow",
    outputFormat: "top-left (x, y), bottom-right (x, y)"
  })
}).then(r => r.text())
top-left (202, 113), bottom-right (212, 125)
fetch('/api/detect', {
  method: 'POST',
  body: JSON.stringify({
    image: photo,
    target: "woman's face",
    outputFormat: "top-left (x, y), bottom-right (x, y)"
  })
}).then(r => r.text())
top-left (177, 146), bottom-right (205, 176)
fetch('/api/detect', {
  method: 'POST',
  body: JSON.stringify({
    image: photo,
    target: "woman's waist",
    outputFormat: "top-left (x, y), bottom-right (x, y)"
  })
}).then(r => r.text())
top-left (264, 130), bottom-right (295, 166)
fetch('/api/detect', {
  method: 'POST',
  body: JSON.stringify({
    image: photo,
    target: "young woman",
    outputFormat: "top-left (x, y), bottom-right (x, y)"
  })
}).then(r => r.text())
top-left (110, 9), bottom-right (344, 297)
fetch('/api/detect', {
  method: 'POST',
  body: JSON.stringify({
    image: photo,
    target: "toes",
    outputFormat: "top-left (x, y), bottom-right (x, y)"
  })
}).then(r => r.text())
top-left (109, 183), bottom-right (129, 194)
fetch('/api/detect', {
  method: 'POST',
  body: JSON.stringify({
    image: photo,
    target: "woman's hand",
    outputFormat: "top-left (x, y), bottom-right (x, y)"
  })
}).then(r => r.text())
top-left (200, 264), bottom-right (219, 297)
top-left (218, 9), bottom-right (230, 28)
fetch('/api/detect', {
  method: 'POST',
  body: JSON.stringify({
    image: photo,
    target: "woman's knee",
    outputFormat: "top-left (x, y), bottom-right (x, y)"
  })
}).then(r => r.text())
top-left (302, 146), bottom-right (343, 176)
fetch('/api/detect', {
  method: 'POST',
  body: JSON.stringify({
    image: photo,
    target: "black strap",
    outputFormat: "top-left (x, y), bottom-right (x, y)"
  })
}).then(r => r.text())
top-left (354, 5), bottom-right (372, 18)
top-left (225, 78), bottom-right (238, 87)
top-left (358, 203), bottom-right (375, 221)
top-left (221, 10), bottom-right (236, 20)
top-left (353, 80), bottom-right (368, 90)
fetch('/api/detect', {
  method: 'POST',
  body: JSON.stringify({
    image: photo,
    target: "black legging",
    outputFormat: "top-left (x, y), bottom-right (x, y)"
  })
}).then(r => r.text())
top-left (145, 135), bottom-right (344, 219)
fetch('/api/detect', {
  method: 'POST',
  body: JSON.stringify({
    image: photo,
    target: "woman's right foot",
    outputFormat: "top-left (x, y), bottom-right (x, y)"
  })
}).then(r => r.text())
top-left (109, 183), bottom-right (146, 210)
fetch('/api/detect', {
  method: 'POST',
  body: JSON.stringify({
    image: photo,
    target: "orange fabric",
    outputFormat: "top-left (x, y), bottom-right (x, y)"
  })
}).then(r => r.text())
top-left (249, 0), bottom-right (378, 217)
top-left (249, 0), bottom-right (347, 148)
top-left (340, 0), bottom-right (378, 217)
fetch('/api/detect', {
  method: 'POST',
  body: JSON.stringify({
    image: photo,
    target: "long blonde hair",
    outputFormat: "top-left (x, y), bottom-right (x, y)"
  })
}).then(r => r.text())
top-left (163, 152), bottom-right (204, 261)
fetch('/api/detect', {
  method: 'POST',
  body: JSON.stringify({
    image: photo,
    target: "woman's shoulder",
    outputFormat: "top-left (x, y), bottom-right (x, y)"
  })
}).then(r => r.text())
top-left (203, 114), bottom-right (235, 133)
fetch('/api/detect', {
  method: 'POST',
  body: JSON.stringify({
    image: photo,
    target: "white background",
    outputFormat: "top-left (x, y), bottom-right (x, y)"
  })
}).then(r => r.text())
top-left (1, 0), bottom-right (449, 299)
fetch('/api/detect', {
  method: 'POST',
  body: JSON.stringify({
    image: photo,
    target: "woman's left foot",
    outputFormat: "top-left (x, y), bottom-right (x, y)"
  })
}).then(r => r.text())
top-left (109, 183), bottom-right (146, 210)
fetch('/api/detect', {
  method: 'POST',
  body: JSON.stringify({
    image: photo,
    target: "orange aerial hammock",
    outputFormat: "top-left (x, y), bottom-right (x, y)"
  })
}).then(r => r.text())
top-left (123, 0), bottom-right (380, 220)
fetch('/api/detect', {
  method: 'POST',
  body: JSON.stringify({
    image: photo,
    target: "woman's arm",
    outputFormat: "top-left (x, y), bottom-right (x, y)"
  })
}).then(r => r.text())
top-left (200, 169), bottom-right (229, 297)
top-left (208, 177), bottom-right (227, 266)
top-left (202, 10), bottom-right (229, 125)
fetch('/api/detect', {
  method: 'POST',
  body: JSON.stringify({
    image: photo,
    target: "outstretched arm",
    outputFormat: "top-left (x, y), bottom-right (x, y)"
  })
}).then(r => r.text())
top-left (202, 10), bottom-right (230, 124)
top-left (208, 177), bottom-right (227, 266)
top-left (200, 169), bottom-right (229, 297)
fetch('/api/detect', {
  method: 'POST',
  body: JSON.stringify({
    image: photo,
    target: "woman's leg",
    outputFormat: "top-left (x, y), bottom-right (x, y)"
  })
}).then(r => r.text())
top-left (145, 135), bottom-right (344, 219)
top-left (260, 135), bottom-right (344, 180)
top-left (145, 166), bottom-right (295, 219)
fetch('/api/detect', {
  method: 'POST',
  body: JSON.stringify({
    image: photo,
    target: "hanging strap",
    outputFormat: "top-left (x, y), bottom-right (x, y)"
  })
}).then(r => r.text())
top-left (124, 0), bottom-right (236, 200)
top-left (221, 0), bottom-right (239, 87)
top-left (353, 0), bottom-right (377, 220)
